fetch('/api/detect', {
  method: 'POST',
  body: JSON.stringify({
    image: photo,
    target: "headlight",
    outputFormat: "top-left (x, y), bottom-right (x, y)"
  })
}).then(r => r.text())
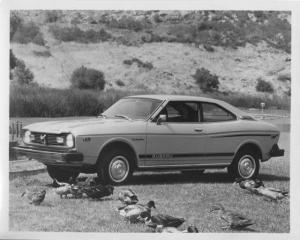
top-left (23, 130), bottom-right (31, 144)
top-left (66, 134), bottom-right (74, 147)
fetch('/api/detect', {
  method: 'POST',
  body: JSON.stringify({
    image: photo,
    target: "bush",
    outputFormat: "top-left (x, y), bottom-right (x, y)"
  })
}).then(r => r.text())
top-left (256, 78), bottom-right (274, 93)
top-left (116, 80), bottom-right (125, 87)
top-left (192, 68), bottom-right (220, 92)
top-left (12, 59), bottom-right (34, 85)
top-left (10, 12), bottom-right (23, 40)
top-left (33, 50), bottom-right (52, 57)
top-left (122, 58), bottom-right (153, 70)
top-left (277, 73), bottom-right (291, 82)
top-left (12, 21), bottom-right (45, 45)
top-left (10, 49), bottom-right (18, 70)
top-left (70, 66), bottom-right (105, 90)
top-left (49, 25), bottom-right (112, 43)
top-left (44, 10), bottom-right (62, 23)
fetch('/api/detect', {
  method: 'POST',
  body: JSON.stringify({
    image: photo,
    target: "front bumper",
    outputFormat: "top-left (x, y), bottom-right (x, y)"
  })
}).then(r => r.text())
top-left (13, 145), bottom-right (83, 166)
top-left (269, 144), bottom-right (285, 157)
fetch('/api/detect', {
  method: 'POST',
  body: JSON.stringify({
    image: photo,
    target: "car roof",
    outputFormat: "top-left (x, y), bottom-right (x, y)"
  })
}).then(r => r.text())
top-left (126, 94), bottom-right (246, 116)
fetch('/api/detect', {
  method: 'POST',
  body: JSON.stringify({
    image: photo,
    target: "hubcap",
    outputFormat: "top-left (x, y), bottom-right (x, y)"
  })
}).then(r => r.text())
top-left (238, 155), bottom-right (256, 178)
top-left (108, 156), bottom-right (129, 183)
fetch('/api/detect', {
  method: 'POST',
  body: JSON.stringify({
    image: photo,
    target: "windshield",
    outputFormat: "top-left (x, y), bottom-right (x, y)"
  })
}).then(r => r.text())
top-left (102, 98), bottom-right (163, 120)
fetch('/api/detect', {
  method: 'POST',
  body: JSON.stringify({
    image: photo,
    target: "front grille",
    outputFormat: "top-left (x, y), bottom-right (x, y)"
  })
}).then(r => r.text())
top-left (30, 132), bottom-right (66, 146)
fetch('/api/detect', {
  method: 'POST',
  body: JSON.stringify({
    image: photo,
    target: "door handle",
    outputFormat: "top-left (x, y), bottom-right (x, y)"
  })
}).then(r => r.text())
top-left (194, 128), bottom-right (203, 132)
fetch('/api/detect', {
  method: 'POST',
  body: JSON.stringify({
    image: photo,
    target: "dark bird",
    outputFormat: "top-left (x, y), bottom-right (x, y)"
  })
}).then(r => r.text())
top-left (118, 200), bottom-right (156, 223)
top-left (233, 178), bottom-right (264, 190)
top-left (209, 204), bottom-right (254, 230)
top-left (84, 184), bottom-right (114, 199)
top-left (21, 189), bottom-right (46, 205)
top-left (118, 189), bottom-right (139, 205)
top-left (138, 212), bottom-right (185, 228)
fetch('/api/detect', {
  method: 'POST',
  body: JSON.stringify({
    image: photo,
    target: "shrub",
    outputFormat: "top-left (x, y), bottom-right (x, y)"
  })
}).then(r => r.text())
top-left (12, 21), bottom-right (45, 45)
top-left (116, 80), bottom-right (125, 87)
top-left (10, 12), bottom-right (23, 40)
top-left (122, 58), bottom-right (153, 70)
top-left (12, 59), bottom-right (34, 85)
top-left (49, 25), bottom-right (112, 43)
top-left (32, 50), bottom-right (52, 57)
top-left (44, 10), bottom-right (62, 23)
top-left (277, 73), bottom-right (291, 82)
top-left (256, 78), bottom-right (274, 93)
top-left (10, 49), bottom-right (18, 70)
top-left (192, 68), bottom-right (220, 92)
top-left (70, 66), bottom-right (105, 90)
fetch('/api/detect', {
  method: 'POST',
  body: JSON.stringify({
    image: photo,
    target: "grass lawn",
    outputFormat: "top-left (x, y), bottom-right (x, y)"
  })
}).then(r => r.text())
top-left (9, 131), bottom-right (290, 233)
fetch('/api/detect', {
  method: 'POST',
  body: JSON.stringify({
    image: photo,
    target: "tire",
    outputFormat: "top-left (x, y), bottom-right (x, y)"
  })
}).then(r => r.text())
top-left (98, 149), bottom-right (133, 185)
top-left (47, 165), bottom-right (79, 182)
top-left (227, 150), bottom-right (260, 179)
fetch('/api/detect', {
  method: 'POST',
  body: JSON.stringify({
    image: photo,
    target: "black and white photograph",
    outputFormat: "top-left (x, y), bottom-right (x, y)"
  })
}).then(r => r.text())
top-left (1, 0), bottom-right (299, 238)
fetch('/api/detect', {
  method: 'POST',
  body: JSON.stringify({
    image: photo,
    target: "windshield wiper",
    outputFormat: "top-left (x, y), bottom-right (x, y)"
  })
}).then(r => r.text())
top-left (114, 114), bottom-right (132, 121)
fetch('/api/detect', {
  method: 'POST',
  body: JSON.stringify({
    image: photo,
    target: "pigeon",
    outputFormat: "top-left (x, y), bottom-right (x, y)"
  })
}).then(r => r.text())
top-left (21, 189), bottom-right (46, 205)
top-left (251, 186), bottom-right (289, 201)
top-left (52, 178), bottom-right (71, 188)
top-left (233, 178), bottom-right (264, 190)
top-left (55, 184), bottom-right (72, 198)
top-left (84, 184), bottom-right (114, 199)
top-left (209, 204), bottom-right (254, 230)
top-left (118, 189), bottom-right (139, 205)
top-left (138, 212), bottom-right (185, 228)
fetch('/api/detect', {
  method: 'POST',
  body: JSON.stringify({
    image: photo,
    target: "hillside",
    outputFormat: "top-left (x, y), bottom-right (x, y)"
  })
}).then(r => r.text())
top-left (10, 10), bottom-right (291, 98)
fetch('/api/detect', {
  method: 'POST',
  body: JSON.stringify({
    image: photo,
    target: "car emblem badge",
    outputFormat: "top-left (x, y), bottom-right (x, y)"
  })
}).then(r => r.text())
top-left (40, 134), bottom-right (47, 144)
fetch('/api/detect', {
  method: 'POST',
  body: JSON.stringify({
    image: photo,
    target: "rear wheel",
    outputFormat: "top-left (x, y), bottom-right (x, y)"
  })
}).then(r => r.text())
top-left (228, 150), bottom-right (260, 179)
top-left (98, 149), bottom-right (133, 185)
top-left (47, 166), bottom-right (79, 182)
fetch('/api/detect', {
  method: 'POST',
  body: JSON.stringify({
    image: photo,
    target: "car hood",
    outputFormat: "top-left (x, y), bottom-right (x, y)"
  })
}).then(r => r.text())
top-left (24, 118), bottom-right (142, 135)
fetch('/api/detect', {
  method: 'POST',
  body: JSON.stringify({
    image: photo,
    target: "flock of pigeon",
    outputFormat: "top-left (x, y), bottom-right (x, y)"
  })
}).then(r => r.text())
top-left (21, 176), bottom-right (289, 232)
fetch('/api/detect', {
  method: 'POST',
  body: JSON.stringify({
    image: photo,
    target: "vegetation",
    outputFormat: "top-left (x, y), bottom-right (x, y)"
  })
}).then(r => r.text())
top-left (256, 78), bottom-right (274, 93)
top-left (32, 50), bottom-right (52, 57)
top-left (123, 58), bottom-right (153, 70)
top-left (192, 68), bottom-right (220, 92)
top-left (11, 59), bottom-right (34, 85)
top-left (116, 80), bottom-right (125, 87)
top-left (49, 25), bottom-right (112, 43)
top-left (70, 66), bottom-right (105, 90)
top-left (11, 18), bottom-right (45, 46)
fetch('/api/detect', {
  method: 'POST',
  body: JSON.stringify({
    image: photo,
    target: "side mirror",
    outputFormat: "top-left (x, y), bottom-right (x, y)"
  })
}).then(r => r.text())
top-left (157, 114), bottom-right (167, 125)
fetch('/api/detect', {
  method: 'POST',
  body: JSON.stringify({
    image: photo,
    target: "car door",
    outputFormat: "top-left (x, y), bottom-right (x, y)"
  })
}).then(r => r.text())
top-left (143, 101), bottom-right (208, 168)
top-left (196, 102), bottom-right (239, 166)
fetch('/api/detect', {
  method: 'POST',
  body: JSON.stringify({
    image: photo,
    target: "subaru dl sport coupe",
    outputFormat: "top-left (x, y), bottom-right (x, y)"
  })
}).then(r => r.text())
top-left (15, 95), bottom-right (284, 184)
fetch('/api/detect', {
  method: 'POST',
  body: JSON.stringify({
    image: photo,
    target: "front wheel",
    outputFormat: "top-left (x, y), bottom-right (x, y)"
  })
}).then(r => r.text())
top-left (98, 149), bottom-right (133, 185)
top-left (227, 151), bottom-right (260, 179)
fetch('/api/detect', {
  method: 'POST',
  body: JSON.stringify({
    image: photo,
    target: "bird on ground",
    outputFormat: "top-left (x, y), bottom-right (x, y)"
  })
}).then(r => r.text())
top-left (138, 212), bottom-right (185, 228)
top-left (118, 200), bottom-right (156, 223)
top-left (70, 184), bottom-right (84, 198)
top-left (209, 204), bottom-right (254, 230)
top-left (52, 178), bottom-right (71, 188)
top-left (84, 184), bottom-right (114, 199)
top-left (251, 187), bottom-right (289, 201)
top-left (156, 225), bottom-right (199, 233)
top-left (55, 184), bottom-right (72, 198)
top-left (21, 189), bottom-right (46, 205)
top-left (118, 189), bottom-right (139, 205)
top-left (233, 178), bottom-right (264, 190)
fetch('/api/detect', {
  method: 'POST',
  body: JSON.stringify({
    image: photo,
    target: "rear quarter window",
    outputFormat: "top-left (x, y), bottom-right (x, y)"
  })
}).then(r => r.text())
top-left (202, 102), bottom-right (236, 122)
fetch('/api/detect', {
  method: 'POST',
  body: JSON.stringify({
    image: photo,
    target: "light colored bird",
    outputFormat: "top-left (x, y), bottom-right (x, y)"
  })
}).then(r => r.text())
top-left (55, 184), bottom-right (72, 198)
top-left (52, 178), bottom-right (71, 188)
top-left (118, 189), bottom-right (139, 205)
top-left (251, 186), bottom-right (288, 201)
top-left (209, 204), bottom-right (254, 230)
top-left (233, 178), bottom-right (264, 190)
top-left (118, 200), bottom-right (156, 223)
top-left (21, 189), bottom-right (46, 205)
top-left (156, 225), bottom-right (199, 233)
top-left (138, 212), bottom-right (185, 228)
